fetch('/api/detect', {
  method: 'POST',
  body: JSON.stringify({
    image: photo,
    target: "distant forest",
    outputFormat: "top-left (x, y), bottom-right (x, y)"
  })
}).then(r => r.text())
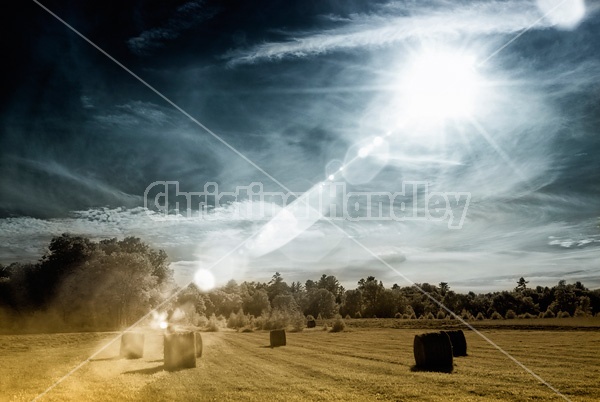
top-left (1, 234), bottom-right (599, 332)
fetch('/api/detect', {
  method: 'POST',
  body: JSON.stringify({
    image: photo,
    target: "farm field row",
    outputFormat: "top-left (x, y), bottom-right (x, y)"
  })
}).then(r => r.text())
top-left (1, 325), bottom-right (599, 401)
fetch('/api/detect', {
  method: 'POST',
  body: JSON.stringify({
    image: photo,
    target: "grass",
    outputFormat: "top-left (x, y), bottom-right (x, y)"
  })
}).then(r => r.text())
top-left (1, 319), bottom-right (599, 401)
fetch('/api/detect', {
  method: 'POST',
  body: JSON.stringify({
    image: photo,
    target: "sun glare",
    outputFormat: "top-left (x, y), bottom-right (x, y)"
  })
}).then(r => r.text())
top-left (194, 268), bottom-right (216, 292)
top-left (537, 0), bottom-right (585, 30)
top-left (401, 50), bottom-right (480, 121)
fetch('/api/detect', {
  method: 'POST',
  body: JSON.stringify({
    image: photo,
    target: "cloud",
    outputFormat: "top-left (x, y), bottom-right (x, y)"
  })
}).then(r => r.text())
top-left (225, 0), bottom-right (553, 65)
top-left (127, 0), bottom-right (216, 55)
top-left (3, 0), bottom-right (600, 294)
top-left (0, 157), bottom-right (142, 218)
top-left (1, 198), bottom-right (598, 291)
top-left (94, 101), bottom-right (171, 127)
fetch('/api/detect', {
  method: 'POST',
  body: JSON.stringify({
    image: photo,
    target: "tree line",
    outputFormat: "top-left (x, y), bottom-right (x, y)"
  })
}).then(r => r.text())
top-left (176, 273), bottom-right (600, 326)
top-left (1, 235), bottom-right (599, 332)
top-left (0, 234), bottom-right (173, 330)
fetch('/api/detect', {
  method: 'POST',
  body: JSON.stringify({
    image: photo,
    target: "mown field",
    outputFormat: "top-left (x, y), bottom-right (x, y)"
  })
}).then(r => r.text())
top-left (1, 319), bottom-right (599, 401)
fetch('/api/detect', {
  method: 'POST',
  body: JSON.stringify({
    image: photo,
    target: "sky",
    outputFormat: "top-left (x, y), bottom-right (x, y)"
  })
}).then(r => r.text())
top-left (1, 0), bottom-right (599, 292)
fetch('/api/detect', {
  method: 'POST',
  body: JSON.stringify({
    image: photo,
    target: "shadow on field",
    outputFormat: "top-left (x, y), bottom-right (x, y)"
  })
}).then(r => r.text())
top-left (410, 364), bottom-right (453, 374)
top-left (124, 365), bottom-right (164, 375)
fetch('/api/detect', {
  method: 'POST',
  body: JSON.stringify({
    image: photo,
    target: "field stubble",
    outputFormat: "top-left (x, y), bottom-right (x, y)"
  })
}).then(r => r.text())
top-left (0, 320), bottom-right (599, 401)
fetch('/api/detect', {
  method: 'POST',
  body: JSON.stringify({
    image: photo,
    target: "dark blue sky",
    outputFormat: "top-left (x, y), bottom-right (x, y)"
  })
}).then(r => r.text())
top-left (1, 0), bottom-right (599, 291)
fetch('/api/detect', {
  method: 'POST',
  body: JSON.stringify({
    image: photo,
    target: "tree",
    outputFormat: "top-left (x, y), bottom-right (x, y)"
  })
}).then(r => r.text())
top-left (441, 291), bottom-right (459, 314)
top-left (223, 279), bottom-right (240, 295)
top-left (290, 281), bottom-right (304, 293)
top-left (240, 284), bottom-right (270, 317)
top-left (371, 289), bottom-right (400, 317)
top-left (516, 295), bottom-right (537, 315)
top-left (317, 274), bottom-right (345, 303)
top-left (268, 272), bottom-right (290, 301)
top-left (575, 296), bottom-right (592, 316)
top-left (341, 289), bottom-right (363, 317)
top-left (515, 277), bottom-right (529, 292)
top-left (209, 290), bottom-right (243, 317)
top-left (0, 264), bottom-right (9, 279)
top-left (35, 234), bottom-right (97, 307)
top-left (99, 237), bottom-right (172, 285)
top-left (272, 294), bottom-right (299, 312)
top-left (492, 291), bottom-right (519, 316)
top-left (176, 284), bottom-right (207, 317)
top-left (304, 288), bottom-right (337, 318)
top-left (305, 279), bottom-right (317, 292)
top-left (358, 276), bottom-right (385, 317)
top-left (0, 263), bottom-right (38, 311)
top-left (551, 280), bottom-right (578, 315)
top-left (439, 282), bottom-right (449, 296)
top-left (56, 251), bottom-right (160, 327)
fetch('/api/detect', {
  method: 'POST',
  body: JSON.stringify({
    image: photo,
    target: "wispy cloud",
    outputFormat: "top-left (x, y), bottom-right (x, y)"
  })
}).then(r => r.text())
top-left (0, 157), bottom-right (141, 217)
top-left (3, 0), bottom-right (599, 294)
top-left (225, 0), bottom-right (552, 65)
top-left (1, 201), bottom-right (598, 291)
top-left (94, 101), bottom-right (172, 127)
top-left (127, 0), bottom-right (216, 55)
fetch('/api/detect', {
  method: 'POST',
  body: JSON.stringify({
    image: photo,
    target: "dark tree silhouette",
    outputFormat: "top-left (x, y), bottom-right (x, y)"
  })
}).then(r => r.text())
top-left (439, 282), bottom-right (449, 296)
top-left (515, 277), bottom-right (529, 292)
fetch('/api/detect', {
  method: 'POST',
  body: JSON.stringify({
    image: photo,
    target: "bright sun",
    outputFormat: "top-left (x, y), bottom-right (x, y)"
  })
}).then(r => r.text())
top-left (401, 50), bottom-right (480, 121)
top-left (194, 268), bottom-right (215, 292)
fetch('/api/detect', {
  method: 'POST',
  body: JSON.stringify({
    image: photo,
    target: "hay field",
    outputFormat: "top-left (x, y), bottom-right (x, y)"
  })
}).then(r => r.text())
top-left (1, 324), bottom-right (599, 401)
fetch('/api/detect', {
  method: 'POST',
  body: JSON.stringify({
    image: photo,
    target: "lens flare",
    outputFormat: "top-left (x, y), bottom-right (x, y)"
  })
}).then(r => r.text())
top-left (150, 310), bottom-right (168, 329)
top-left (194, 268), bottom-right (215, 292)
top-left (537, 0), bottom-right (585, 30)
top-left (401, 50), bottom-right (480, 121)
top-left (248, 181), bottom-right (337, 258)
top-left (343, 137), bottom-right (389, 185)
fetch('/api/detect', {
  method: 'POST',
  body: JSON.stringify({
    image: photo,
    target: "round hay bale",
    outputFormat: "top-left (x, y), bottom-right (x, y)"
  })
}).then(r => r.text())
top-left (413, 332), bottom-right (453, 371)
top-left (195, 332), bottom-right (203, 358)
top-left (164, 332), bottom-right (196, 371)
top-left (307, 319), bottom-right (316, 328)
top-left (442, 330), bottom-right (467, 357)
top-left (120, 332), bottom-right (144, 359)
top-left (270, 329), bottom-right (286, 347)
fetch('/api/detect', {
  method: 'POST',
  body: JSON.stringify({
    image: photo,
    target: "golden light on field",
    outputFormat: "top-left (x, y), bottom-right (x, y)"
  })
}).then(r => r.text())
top-left (3, 324), bottom-right (600, 400)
